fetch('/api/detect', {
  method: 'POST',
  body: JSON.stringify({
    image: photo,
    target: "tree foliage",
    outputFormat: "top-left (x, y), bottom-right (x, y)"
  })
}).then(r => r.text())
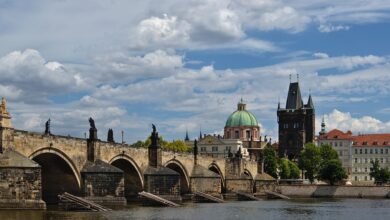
top-left (131, 136), bottom-right (192, 153)
top-left (263, 147), bottom-right (279, 178)
top-left (318, 159), bottom-right (347, 185)
top-left (320, 144), bottom-right (339, 162)
top-left (370, 160), bottom-right (390, 185)
top-left (279, 158), bottom-right (300, 179)
top-left (298, 143), bottom-right (321, 183)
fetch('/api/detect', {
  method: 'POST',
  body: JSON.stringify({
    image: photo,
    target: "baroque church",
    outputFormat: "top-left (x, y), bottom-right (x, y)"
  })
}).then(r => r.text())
top-left (277, 78), bottom-right (315, 159)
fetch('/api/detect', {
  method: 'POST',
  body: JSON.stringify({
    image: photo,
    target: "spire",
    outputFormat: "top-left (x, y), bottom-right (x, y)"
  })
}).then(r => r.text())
top-left (199, 127), bottom-right (202, 140)
top-left (237, 98), bottom-right (246, 111)
top-left (320, 116), bottom-right (326, 135)
top-left (185, 129), bottom-right (190, 141)
top-left (277, 96), bottom-right (280, 110)
top-left (307, 89), bottom-right (314, 109)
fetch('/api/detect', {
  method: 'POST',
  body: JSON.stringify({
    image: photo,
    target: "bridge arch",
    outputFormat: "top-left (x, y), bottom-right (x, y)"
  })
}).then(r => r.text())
top-left (109, 154), bottom-right (144, 201)
top-left (243, 169), bottom-right (254, 180)
top-left (208, 163), bottom-right (225, 191)
top-left (164, 159), bottom-right (190, 194)
top-left (29, 147), bottom-right (81, 203)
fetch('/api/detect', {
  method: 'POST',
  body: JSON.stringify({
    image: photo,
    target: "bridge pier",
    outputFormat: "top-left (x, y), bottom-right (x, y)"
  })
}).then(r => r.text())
top-left (224, 155), bottom-right (253, 194)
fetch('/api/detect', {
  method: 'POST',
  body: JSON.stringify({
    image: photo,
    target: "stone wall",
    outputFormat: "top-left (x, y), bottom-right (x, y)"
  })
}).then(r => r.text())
top-left (0, 167), bottom-right (45, 209)
top-left (225, 179), bottom-right (253, 193)
top-left (190, 177), bottom-right (221, 195)
top-left (278, 185), bottom-right (390, 198)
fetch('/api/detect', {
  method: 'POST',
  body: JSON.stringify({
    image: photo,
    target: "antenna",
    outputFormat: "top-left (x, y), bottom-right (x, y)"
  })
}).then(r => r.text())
top-left (297, 73), bottom-right (299, 82)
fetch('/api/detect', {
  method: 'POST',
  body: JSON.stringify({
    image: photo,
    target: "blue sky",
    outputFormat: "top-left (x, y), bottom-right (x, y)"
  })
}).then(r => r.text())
top-left (1, 0), bottom-right (390, 143)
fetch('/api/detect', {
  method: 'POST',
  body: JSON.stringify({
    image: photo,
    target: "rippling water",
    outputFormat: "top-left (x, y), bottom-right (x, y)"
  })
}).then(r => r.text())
top-left (1, 199), bottom-right (390, 220)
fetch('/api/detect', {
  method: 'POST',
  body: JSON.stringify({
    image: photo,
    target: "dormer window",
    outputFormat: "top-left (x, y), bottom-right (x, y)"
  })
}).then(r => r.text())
top-left (384, 141), bottom-right (389, 145)
top-left (373, 141), bottom-right (378, 145)
top-left (363, 141), bottom-right (368, 145)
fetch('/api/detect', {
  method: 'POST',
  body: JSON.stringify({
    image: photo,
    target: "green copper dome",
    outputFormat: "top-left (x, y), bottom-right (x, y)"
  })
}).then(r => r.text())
top-left (225, 100), bottom-right (259, 127)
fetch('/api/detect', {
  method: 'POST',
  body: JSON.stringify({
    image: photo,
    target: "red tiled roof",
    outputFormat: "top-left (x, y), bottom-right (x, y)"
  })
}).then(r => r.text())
top-left (352, 134), bottom-right (390, 147)
top-left (319, 129), bottom-right (353, 140)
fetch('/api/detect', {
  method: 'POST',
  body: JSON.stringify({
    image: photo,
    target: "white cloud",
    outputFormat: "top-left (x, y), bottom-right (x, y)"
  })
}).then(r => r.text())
top-left (318, 24), bottom-right (350, 33)
top-left (257, 6), bottom-right (311, 33)
top-left (0, 49), bottom-right (87, 102)
top-left (132, 14), bottom-right (191, 50)
top-left (319, 109), bottom-right (390, 134)
top-left (313, 52), bottom-right (329, 59)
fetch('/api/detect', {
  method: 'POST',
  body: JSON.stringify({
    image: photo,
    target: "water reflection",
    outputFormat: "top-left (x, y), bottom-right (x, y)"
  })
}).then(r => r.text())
top-left (1, 199), bottom-right (390, 220)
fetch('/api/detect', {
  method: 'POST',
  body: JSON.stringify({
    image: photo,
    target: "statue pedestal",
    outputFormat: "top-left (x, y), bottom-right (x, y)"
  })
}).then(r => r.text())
top-left (89, 128), bottom-right (97, 140)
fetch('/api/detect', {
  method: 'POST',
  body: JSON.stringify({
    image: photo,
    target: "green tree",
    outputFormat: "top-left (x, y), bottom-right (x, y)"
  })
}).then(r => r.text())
top-left (318, 159), bottom-right (347, 185)
top-left (370, 160), bottom-right (390, 185)
top-left (298, 143), bottom-right (321, 183)
top-left (263, 147), bottom-right (278, 178)
top-left (279, 158), bottom-right (300, 179)
top-left (164, 140), bottom-right (192, 153)
top-left (320, 144), bottom-right (339, 163)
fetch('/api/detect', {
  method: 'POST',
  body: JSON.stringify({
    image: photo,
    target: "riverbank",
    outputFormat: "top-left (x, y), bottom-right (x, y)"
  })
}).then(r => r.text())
top-left (278, 185), bottom-right (390, 198)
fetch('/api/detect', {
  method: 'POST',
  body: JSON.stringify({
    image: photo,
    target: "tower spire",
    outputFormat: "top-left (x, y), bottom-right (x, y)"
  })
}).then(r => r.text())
top-left (185, 129), bottom-right (190, 141)
top-left (320, 116), bottom-right (326, 135)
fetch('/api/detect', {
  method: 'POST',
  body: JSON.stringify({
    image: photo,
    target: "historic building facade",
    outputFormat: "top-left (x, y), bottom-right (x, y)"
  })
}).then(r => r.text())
top-left (318, 128), bottom-right (390, 184)
top-left (277, 81), bottom-right (315, 159)
top-left (197, 135), bottom-right (247, 158)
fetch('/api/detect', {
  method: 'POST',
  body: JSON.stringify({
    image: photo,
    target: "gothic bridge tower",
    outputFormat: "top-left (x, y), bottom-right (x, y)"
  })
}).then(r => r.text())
top-left (277, 78), bottom-right (315, 159)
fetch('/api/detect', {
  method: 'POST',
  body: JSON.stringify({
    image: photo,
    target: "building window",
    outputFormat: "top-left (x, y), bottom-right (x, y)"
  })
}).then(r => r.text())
top-left (225, 146), bottom-right (231, 151)
top-left (365, 149), bottom-right (368, 154)
top-left (212, 146), bottom-right (218, 152)
top-left (339, 142), bottom-right (343, 147)
top-left (235, 130), bottom-right (239, 139)
top-left (354, 167), bottom-right (358, 172)
top-left (201, 147), bottom-right (206, 152)
top-left (365, 158), bottom-right (368, 163)
top-left (360, 149), bottom-right (363, 154)
top-left (380, 149), bottom-right (384, 154)
top-left (335, 142), bottom-right (338, 147)
top-left (355, 176), bottom-right (358, 181)
top-left (354, 158), bottom-right (358, 163)
top-left (370, 149), bottom-right (373, 154)
top-left (375, 149), bottom-right (378, 154)
top-left (381, 158), bottom-right (384, 163)
top-left (355, 149), bottom-right (358, 154)
top-left (339, 151), bottom-right (343, 156)
top-left (246, 130), bottom-right (251, 139)
top-left (364, 176), bottom-right (368, 181)
top-left (386, 149), bottom-right (389, 154)
top-left (364, 167), bottom-right (368, 173)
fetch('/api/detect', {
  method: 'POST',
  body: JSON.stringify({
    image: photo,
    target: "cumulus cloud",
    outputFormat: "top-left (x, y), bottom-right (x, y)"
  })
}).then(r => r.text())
top-left (319, 109), bottom-right (390, 134)
top-left (0, 49), bottom-right (87, 103)
top-left (131, 14), bottom-right (191, 49)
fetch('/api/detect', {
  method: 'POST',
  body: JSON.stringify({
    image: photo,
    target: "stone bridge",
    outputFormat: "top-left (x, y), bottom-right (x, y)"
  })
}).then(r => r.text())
top-left (2, 126), bottom-right (260, 203)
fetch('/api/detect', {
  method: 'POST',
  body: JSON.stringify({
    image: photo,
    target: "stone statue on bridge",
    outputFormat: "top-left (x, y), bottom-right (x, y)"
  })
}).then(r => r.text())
top-left (89, 117), bottom-right (96, 129)
top-left (88, 117), bottom-right (98, 140)
top-left (107, 128), bottom-right (114, 143)
top-left (44, 118), bottom-right (51, 135)
top-left (151, 124), bottom-right (159, 147)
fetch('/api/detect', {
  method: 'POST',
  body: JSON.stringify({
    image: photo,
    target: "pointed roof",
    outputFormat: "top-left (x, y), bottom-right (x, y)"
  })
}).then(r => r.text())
top-left (285, 82), bottom-right (303, 109)
top-left (185, 130), bottom-right (190, 141)
top-left (307, 94), bottom-right (314, 109)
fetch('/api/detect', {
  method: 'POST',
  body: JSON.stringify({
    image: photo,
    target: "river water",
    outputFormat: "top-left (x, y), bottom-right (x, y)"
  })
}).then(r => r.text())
top-left (1, 199), bottom-right (389, 220)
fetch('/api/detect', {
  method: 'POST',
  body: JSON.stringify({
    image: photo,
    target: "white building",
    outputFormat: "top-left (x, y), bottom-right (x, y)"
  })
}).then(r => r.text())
top-left (198, 135), bottom-right (248, 158)
top-left (318, 128), bottom-right (390, 184)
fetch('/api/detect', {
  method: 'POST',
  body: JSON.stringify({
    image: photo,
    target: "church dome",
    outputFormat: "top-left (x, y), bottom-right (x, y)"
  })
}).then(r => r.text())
top-left (225, 100), bottom-right (259, 127)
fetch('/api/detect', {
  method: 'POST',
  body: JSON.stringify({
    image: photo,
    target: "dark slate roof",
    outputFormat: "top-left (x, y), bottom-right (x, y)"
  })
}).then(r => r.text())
top-left (144, 165), bottom-right (179, 176)
top-left (191, 165), bottom-right (220, 178)
top-left (285, 82), bottom-right (303, 109)
top-left (81, 159), bottom-right (123, 173)
top-left (0, 149), bottom-right (40, 168)
top-left (306, 94), bottom-right (314, 109)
